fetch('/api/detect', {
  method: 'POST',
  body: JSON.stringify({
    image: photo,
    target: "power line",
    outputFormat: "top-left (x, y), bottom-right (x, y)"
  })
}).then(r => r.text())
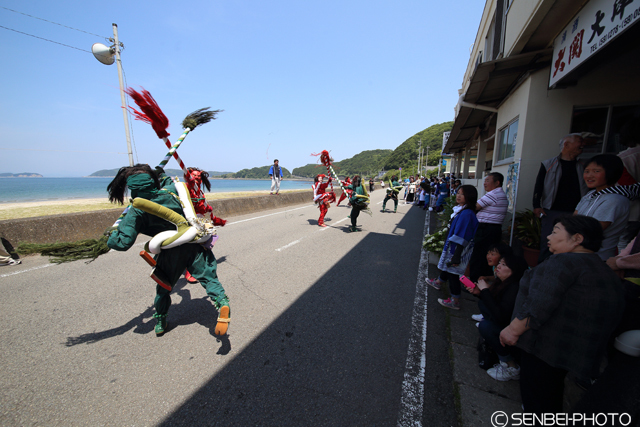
top-left (0, 25), bottom-right (91, 53)
top-left (0, 148), bottom-right (128, 155)
top-left (0, 6), bottom-right (108, 38)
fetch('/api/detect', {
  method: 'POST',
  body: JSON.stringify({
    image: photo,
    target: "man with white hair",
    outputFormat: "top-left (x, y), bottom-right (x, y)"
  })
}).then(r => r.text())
top-left (532, 133), bottom-right (590, 261)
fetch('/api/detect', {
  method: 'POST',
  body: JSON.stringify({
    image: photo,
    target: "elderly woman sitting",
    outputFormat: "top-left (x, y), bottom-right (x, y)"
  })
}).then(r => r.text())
top-left (500, 215), bottom-right (624, 414)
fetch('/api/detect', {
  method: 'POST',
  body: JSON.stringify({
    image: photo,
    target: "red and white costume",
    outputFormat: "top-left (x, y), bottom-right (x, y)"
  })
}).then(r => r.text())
top-left (337, 177), bottom-right (352, 206)
top-left (313, 175), bottom-right (334, 226)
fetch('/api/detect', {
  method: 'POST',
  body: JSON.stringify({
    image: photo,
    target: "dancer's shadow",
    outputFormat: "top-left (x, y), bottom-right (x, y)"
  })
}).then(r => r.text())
top-left (169, 281), bottom-right (232, 354)
top-left (306, 217), bottom-right (332, 226)
top-left (64, 303), bottom-right (156, 347)
top-left (65, 279), bottom-right (231, 354)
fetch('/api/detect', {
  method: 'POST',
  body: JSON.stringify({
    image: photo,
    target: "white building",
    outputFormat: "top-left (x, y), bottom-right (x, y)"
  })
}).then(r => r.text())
top-left (446, 0), bottom-right (640, 210)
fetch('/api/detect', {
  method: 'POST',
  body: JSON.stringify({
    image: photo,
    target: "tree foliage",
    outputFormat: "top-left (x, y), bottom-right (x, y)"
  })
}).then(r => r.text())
top-left (221, 166), bottom-right (291, 179)
top-left (381, 121), bottom-right (453, 173)
top-left (292, 149), bottom-right (392, 178)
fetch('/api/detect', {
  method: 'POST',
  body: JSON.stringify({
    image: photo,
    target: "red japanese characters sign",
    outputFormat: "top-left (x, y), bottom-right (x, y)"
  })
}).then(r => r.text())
top-left (549, 0), bottom-right (640, 87)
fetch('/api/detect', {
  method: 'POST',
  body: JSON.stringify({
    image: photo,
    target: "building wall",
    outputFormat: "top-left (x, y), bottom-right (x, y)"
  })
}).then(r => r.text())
top-left (492, 44), bottom-right (639, 213)
top-left (462, 1), bottom-right (496, 91)
top-left (517, 68), bottom-right (572, 213)
top-left (504, 0), bottom-right (549, 55)
top-left (443, 156), bottom-right (478, 176)
top-left (485, 77), bottom-right (531, 204)
top-left (454, 0), bottom-right (639, 212)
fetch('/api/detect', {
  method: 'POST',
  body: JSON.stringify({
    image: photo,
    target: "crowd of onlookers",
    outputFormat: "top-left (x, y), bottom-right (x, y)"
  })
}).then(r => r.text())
top-left (396, 175), bottom-right (460, 211)
top-left (421, 132), bottom-right (640, 416)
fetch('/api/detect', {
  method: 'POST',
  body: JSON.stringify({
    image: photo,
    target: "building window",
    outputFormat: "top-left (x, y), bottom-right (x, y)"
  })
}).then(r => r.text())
top-left (497, 118), bottom-right (518, 163)
top-left (571, 104), bottom-right (640, 156)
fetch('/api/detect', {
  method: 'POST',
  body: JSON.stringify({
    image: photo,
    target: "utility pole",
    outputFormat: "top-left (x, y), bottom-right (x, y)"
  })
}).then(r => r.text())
top-left (425, 145), bottom-right (429, 177)
top-left (112, 24), bottom-right (134, 166)
top-left (417, 138), bottom-right (422, 176)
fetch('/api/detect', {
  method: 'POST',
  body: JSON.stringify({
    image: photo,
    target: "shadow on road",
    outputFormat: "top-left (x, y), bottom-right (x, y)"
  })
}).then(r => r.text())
top-left (155, 206), bottom-right (428, 426)
top-left (64, 277), bottom-right (227, 347)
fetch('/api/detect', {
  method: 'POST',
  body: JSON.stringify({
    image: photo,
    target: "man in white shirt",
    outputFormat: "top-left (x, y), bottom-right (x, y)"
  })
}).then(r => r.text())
top-left (469, 172), bottom-right (508, 281)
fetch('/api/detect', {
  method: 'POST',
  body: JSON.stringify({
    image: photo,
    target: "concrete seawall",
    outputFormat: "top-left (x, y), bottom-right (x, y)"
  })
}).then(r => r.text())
top-left (0, 191), bottom-right (314, 246)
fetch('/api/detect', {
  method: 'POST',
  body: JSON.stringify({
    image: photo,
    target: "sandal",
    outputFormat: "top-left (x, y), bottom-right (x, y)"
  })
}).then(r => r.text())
top-left (214, 306), bottom-right (231, 335)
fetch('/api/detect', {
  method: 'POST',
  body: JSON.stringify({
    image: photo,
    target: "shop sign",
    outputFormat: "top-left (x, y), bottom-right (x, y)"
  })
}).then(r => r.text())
top-left (549, 0), bottom-right (640, 87)
top-left (442, 131), bottom-right (450, 151)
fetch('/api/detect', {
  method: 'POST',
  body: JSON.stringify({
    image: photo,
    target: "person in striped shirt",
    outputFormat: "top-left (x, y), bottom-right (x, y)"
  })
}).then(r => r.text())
top-left (469, 172), bottom-right (509, 281)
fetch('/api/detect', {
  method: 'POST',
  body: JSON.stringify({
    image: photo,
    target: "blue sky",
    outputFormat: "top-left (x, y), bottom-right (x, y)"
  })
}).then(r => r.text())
top-left (0, 1), bottom-right (485, 177)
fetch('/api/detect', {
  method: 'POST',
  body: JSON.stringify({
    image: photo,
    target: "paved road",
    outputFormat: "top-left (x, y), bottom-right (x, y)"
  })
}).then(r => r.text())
top-left (0, 191), bottom-right (453, 426)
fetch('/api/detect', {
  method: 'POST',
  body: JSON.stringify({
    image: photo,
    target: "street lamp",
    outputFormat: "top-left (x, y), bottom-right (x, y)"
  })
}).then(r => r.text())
top-left (91, 23), bottom-right (134, 166)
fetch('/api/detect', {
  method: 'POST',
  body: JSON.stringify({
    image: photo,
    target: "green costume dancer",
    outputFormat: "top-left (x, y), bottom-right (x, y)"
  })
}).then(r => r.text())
top-left (382, 175), bottom-right (402, 213)
top-left (106, 165), bottom-right (230, 336)
top-left (345, 175), bottom-right (369, 232)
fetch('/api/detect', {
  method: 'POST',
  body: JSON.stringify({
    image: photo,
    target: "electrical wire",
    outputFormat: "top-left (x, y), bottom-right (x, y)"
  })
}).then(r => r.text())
top-left (0, 25), bottom-right (91, 53)
top-left (0, 148), bottom-right (128, 155)
top-left (0, 6), bottom-right (109, 39)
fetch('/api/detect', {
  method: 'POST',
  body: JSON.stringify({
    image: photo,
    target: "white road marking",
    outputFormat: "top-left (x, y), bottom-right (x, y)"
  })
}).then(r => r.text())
top-left (226, 205), bottom-right (312, 225)
top-left (397, 209), bottom-right (431, 427)
top-left (0, 263), bottom-right (56, 278)
top-left (5, 204), bottom-right (348, 274)
top-left (275, 216), bottom-right (350, 251)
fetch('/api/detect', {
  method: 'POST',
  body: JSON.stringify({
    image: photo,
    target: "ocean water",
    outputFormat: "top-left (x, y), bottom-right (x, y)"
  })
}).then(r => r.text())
top-left (0, 178), bottom-right (313, 203)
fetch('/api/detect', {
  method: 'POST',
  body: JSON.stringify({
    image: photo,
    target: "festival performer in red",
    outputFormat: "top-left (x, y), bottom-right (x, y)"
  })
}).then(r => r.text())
top-left (313, 174), bottom-right (334, 227)
top-left (336, 177), bottom-right (352, 206)
top-left (183, 166), bottom-right (226, 283)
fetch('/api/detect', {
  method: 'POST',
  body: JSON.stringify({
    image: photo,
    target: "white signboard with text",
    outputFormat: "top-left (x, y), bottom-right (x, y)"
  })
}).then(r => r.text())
top-left (549, 0), bottom-right (640, 87)
top-left (442, 131), bottom-right (450, 152)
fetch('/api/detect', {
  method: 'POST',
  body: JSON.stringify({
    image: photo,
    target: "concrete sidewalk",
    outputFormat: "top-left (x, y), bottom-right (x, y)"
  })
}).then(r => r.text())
top-left (424, 259), bottom-right (522, 427)
top-left (424, 210), bottom-right (593, 426)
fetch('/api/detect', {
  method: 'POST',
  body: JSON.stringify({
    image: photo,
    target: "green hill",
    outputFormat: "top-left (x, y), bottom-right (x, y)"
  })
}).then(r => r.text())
top-left (221, 166), bottom-right (292, 179)
top-left (292, 149), bottom-right (392, 178)
top-left (382, 121), bottom-right (453, 171)
top-left (290, 122), bottom-right (452, 180)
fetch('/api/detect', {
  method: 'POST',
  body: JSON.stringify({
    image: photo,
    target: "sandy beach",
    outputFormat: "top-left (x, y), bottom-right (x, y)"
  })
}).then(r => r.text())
top-left (0, 190), bottom-right (305, 221)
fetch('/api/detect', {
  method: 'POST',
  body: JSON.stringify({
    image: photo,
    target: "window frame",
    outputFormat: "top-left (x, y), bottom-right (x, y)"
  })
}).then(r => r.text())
top-left (495, 116), bottom-right (519, 166)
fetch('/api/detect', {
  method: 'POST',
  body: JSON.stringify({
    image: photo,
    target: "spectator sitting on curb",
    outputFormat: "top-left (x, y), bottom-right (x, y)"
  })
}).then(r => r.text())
top-left (0, 238), bottom-right (21, 266)
top-left (469, 254), bottom-right (529, 381)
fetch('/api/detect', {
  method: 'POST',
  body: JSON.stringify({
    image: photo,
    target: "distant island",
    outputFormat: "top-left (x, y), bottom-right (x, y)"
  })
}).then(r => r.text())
top-left (0, 172), bottom-right (43, 178)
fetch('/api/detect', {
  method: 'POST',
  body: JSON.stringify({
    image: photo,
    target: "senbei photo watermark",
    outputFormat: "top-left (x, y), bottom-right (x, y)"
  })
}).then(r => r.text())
top-left (490, 411), bottom-right (632, 426)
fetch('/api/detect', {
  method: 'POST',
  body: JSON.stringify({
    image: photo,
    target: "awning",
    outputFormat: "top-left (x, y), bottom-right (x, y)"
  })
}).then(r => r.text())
top-left (445, 49), bottom-right (553, 153)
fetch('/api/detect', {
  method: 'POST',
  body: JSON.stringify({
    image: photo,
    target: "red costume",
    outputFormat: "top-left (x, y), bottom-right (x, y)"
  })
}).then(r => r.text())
top-left (313, 174), bottom-right (334, 227)
top-left (337, 177), bottom-right (352, 206)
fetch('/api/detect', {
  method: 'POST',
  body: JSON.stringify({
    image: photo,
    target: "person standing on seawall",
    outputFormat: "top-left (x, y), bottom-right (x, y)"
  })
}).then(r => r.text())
top-left (269, 159), bottom-right (283, 195)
